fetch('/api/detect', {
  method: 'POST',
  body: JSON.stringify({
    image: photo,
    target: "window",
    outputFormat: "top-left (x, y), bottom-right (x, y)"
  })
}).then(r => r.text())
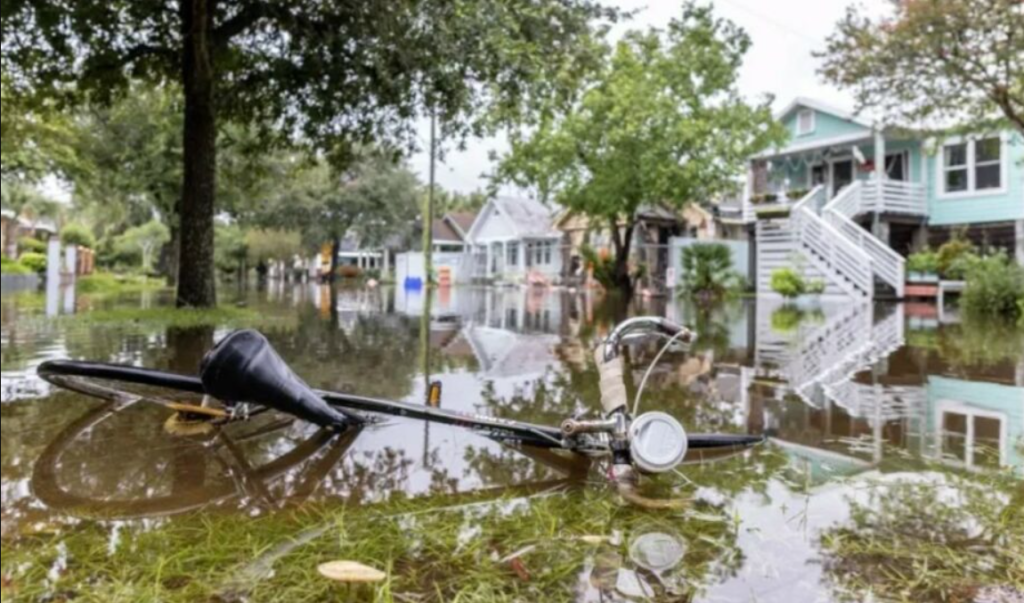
top-left (506, 242), bottom-right (518, 267)
top-left (974, 138), bottom-right (1002, 190)
top-left (943, 143), bottom-right (969, 193)
top-left (797, 109), bottom-right (815, 136)
top-left (941, 137), bottom-right (1003, 196)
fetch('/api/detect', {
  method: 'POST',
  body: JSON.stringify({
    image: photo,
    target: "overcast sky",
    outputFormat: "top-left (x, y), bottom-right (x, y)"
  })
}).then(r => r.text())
top-left (410, 0), bottom-right (891, 196)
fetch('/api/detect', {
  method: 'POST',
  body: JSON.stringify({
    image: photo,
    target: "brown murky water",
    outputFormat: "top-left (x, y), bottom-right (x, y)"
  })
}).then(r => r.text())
top-left (1, 283), bottom-right (1021, 602)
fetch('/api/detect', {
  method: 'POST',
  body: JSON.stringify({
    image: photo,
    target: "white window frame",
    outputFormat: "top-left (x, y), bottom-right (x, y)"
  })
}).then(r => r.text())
top-left (936, 134), bottom-right (1009, 199)
top-left (935, 401), bottom-right (1008, 470)
top-left (796, 109), bottom-right (816, 137)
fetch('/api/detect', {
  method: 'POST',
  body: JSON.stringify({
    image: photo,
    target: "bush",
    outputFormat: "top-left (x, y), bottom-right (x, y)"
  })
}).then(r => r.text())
top-left (937, 238), bottom-right (974, 279)
top-left (0, 256), bottom-right (32, 275)
top-left (771, 268), bottom-right (806, 299)
top-left (960, 253), bottom-right (1024, 323)
top-left (337, 265), bottom-right (362, 279)
top-left (19, 252), bottom-right (47, 274)
top-left (907, 250), bottom-right (939, 275)
top-left (18, 237), bottom-right (47, 254)
top-left (60, 223), bottom-right (96, 249)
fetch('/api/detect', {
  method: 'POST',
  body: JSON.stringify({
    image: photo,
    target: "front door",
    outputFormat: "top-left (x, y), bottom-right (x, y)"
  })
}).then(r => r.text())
top-left (832, 160), bottom-right (854, 197)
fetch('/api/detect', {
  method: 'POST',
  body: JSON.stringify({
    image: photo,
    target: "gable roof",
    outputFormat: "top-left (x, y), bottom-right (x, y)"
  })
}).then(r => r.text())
top-left (469, 197), bottom-right (560, 241)
top-left (446, 212), bottom-right (477, 238)
top-left (432, 217), bottom-right (464, 244)
top-left (777, 97), bottom-right (875, 129)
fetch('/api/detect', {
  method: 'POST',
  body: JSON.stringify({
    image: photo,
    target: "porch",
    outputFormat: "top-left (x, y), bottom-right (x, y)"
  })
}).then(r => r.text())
top-left (742, 131), bottom-right (928, 223)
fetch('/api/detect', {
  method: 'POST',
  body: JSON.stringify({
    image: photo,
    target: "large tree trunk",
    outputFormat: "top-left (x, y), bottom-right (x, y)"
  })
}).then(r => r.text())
top-left (610, 218), bottom-right (636, 298)
top-left (330, 235), bottom-right (342, 283)
top-left (177, 0), bottom-right (218, 308)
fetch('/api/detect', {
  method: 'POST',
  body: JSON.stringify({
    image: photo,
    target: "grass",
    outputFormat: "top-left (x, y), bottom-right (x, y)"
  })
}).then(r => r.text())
top-left (820, 468), bottom-right (1024, 603)
top-left (76, 272), bottom-right (168, 295)
top-left (63, 306), bottom-right (266, 329)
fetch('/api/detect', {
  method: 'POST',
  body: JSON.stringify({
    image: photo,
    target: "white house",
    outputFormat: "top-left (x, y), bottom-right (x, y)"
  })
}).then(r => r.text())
top-left (467, 197), bottom-right (563, 284)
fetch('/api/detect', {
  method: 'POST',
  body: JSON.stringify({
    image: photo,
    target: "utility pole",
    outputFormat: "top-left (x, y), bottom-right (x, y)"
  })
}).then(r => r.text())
top-left (423, 110), bottom-right (437, 286)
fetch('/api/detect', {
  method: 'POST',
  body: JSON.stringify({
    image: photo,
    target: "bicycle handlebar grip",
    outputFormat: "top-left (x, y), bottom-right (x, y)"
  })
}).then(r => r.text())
top-left (594, 347), bottom-right (629, 416)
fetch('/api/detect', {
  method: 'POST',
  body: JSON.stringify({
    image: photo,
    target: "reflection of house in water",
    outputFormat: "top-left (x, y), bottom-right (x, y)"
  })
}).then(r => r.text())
top-left (708, 298), bottom-right (1024, 473)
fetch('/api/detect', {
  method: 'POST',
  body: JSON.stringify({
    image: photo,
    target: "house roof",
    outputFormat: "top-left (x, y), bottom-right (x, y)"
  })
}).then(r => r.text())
top-left (446, 212), bottom-right (477, 238)
top-left (432, 218), bottom-right (463, 244)
top-left (469, 197), bottom-right (560, 241)
top-left (21, 218), bottom-right (58, 234)
top-left (777, 97), bottom-right (875, 129)
top-left (432, 212), bottom-right (477, 244)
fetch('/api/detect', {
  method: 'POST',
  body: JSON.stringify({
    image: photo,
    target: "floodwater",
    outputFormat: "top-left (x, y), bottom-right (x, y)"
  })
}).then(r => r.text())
top-left (1, 283), bottom-right (1022, 603)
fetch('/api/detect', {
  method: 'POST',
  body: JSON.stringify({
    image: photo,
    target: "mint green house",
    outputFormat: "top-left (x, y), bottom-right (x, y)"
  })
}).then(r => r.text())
top-left (733, 98), bottom-right (1024, 299)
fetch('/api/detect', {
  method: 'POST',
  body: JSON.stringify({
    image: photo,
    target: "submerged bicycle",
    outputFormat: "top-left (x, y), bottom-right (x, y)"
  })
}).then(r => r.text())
top-left (38, 317), bottom-right (765, 483)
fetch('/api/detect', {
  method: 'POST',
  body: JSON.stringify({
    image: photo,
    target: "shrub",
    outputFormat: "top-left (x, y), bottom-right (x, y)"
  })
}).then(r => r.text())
top-left (787, 189), bottom-right (810, 201)
top-left (960, 253), bottom-right (1024, 323)
top-left (337, 265), bottom-right (362, 279)
top-left (580, 245), bottom-right (617, 291)
top-left (806, 279), bottom-right (827, 295)
top-left (936, 238), bottom-right (974, 279)
top-left (907, 250), bottom-right (939, 275)
top-left (0, 256), bottom-right (31, 275)
top-left (680, 243), bottom-right (742, 303)
top-left (771, 268), bottom-right (806, 299)
top-left (18, 237), bottom-right (47, 254)
top-left (60, 223), bottom-right (96, 249)
top-left (19, 252), bottom-right (47, 274)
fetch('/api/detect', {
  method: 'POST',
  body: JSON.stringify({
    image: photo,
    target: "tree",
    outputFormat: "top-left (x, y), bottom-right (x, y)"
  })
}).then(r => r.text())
top-left (60, 224), bottom-right (96, 249)
top-left (497, 3), bottom-right (785, 296)
top-left (818, 0), bottom-right (1024, 134)
top-left (114, 220), bottom-right (171, 273)
top-left (69, 86), bottom-right (284, 285)
top-left (255, 152), bottom-right (421, 279)
top-left (3, 0), bottom-right (616, 308)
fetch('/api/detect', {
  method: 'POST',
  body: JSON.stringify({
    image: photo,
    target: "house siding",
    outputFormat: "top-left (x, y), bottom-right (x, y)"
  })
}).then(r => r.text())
top-left (926, 131), bottom-right (1024, 227)
top-left (782, 109), bottom-right (871, 146)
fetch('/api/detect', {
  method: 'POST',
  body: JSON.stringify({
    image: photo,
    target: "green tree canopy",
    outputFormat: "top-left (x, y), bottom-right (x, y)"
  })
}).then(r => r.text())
top-left (818, 0), bottom-right (1024, 134)
top-left (497, 3), bottom-right (785, 294)
top-left (2, 0), bottom-right (617, 307)
top-left (250, 151), bottom-right (421, 275)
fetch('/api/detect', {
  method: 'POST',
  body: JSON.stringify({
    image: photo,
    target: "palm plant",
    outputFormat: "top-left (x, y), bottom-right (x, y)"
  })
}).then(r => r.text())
top-left (679, 244), bottom-right (742, 305)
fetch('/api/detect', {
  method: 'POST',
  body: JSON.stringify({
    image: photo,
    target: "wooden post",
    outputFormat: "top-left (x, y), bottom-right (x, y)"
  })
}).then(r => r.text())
top-left (873, 129), bottom-right (886, 237)
top-left (1016, 220), bottom-right (1024, 267)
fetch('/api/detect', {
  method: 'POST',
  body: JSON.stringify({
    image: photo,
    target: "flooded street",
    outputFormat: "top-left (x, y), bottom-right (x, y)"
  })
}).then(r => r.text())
top-left (2, 284), bottom-right (1022, 603)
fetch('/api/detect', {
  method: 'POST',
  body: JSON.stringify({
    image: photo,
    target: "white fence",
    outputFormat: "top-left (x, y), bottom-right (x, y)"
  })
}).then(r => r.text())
top-left (395, 252), bottom-right (474, 286)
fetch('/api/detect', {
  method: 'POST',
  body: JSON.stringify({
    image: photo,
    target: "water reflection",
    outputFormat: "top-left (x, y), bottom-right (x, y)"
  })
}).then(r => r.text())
top-left (1, 284), bottom-right (1021, 602)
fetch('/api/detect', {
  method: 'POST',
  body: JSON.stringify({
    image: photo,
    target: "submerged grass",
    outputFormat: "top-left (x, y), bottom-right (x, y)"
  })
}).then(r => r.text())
top-left (64, 306), bottom-right (266, 329)
top-left (76, 273), bottom-right (168, 296)
top-left (821, 468), bottom-right (1024, 603)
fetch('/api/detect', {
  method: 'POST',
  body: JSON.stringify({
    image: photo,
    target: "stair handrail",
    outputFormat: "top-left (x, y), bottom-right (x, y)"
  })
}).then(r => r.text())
top-left (791, 186), bottom-right (874, 298)
top-left (823, 182), bottom-right (907, 298)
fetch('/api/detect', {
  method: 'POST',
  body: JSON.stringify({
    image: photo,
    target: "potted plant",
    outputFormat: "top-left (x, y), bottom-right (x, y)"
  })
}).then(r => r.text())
top-left (907, 250), bottom-right (939, 283)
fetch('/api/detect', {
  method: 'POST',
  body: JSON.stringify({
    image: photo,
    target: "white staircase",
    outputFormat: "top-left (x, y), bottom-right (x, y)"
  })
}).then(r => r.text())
top-left (756, 182), bottom-right (925, 300)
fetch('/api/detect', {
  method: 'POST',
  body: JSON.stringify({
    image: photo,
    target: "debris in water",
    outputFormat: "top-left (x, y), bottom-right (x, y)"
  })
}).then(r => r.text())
top-left (509, 558), bottom-right (531, 582)
top-left (317, 561), bottom-right (387, 584)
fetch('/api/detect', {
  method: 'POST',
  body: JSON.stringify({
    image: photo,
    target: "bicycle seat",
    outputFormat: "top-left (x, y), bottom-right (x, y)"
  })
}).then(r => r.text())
top-left (200, 330), bottom-right (360, 429)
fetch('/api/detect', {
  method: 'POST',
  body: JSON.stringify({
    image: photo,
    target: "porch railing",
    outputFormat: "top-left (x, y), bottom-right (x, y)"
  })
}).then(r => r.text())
top-left (791, 186), bottom-right (874, 298)
top-left (824, 182), bottom-right (907, 298)
top-left (860, 180), bottom-right (927, 215)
